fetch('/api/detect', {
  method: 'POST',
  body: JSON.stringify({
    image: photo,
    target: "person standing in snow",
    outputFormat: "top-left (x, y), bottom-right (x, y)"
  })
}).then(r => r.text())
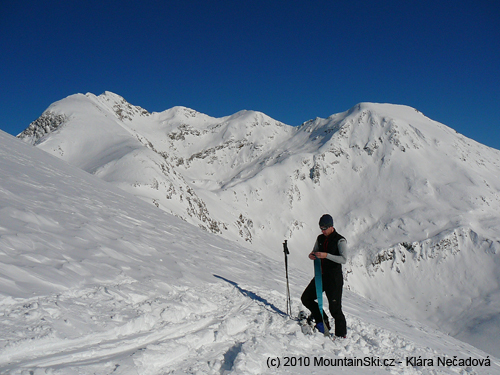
top-left (301, 214), bottom-right (347, 337)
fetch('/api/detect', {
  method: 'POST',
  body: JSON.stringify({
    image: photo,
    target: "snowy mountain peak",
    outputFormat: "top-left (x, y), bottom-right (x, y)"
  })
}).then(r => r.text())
top-left (348, 101), bottom-right (421, 115)
top-left (159, 105), bottom-right (201, 118)
top-left (17, 92), bottom-right (149, 144)
top-left (153, 106), bottom-right (220, 130)
top-left (90, 91), bottom-right (150, 121)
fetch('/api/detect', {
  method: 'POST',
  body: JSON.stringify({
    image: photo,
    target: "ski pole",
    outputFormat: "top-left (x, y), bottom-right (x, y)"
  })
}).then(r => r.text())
top-left (283, 240), bottom-right (292, 317)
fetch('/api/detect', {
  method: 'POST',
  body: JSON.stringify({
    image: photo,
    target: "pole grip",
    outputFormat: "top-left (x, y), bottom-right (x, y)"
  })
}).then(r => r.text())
top-left (283, 240), bottom-right (289, 255)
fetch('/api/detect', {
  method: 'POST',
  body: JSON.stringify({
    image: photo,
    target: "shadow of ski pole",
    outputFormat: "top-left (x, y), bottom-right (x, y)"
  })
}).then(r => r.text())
top-left (213, 275), bottom-right (287, 317)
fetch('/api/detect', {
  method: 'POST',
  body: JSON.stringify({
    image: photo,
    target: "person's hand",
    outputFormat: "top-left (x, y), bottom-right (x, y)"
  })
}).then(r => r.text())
top-left (313, 252), bottom-right (328, 259)
top-left (308, 252), bottom-right (316, 260)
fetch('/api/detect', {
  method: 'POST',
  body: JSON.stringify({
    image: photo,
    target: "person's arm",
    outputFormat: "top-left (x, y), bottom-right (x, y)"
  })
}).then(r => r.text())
top-left (308, 239), bottom-right (320, 259)
top-left (325, 239), bottom-right (347, 264)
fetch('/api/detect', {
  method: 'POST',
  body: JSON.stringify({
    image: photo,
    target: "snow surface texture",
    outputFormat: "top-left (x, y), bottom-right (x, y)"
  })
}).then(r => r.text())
top-left (2, 129), bottom-right (499, 374)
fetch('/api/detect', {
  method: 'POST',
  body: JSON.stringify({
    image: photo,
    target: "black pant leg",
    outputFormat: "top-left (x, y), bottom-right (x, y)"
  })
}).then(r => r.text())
top-left (301, 278), bottom-right (325, 324)
top-left (324, 274), bottom-right (347, 337)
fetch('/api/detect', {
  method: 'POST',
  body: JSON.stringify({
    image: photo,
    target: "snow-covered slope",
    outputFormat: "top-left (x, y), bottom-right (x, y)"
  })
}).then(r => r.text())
top-left (2, 130), bottom-right (499, 374)
top-left (18, 92), bottom-right (500, 359)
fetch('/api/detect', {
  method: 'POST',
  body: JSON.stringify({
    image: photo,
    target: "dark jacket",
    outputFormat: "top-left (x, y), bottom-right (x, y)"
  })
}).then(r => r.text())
top-left (316, 231), bottom-right (345, 278)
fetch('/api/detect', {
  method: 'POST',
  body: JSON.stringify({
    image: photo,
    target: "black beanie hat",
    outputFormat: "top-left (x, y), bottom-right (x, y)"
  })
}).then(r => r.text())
top-left (319, 214), bottom-right (334, 228)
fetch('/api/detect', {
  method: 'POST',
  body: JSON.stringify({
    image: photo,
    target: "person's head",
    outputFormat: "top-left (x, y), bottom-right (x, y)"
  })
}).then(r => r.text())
top-left (319, 214), bottom-right (335, 235)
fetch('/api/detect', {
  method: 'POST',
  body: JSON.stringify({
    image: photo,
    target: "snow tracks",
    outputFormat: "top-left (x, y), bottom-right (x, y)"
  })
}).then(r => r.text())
top-left (0, 276), bottom-right (286, 374)
top-left (1, 276), bottom-right (499, 374)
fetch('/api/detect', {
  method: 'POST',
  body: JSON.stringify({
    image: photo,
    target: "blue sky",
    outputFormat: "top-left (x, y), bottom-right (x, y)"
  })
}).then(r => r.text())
top-left (1, 0), bottom-right (499, 149)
